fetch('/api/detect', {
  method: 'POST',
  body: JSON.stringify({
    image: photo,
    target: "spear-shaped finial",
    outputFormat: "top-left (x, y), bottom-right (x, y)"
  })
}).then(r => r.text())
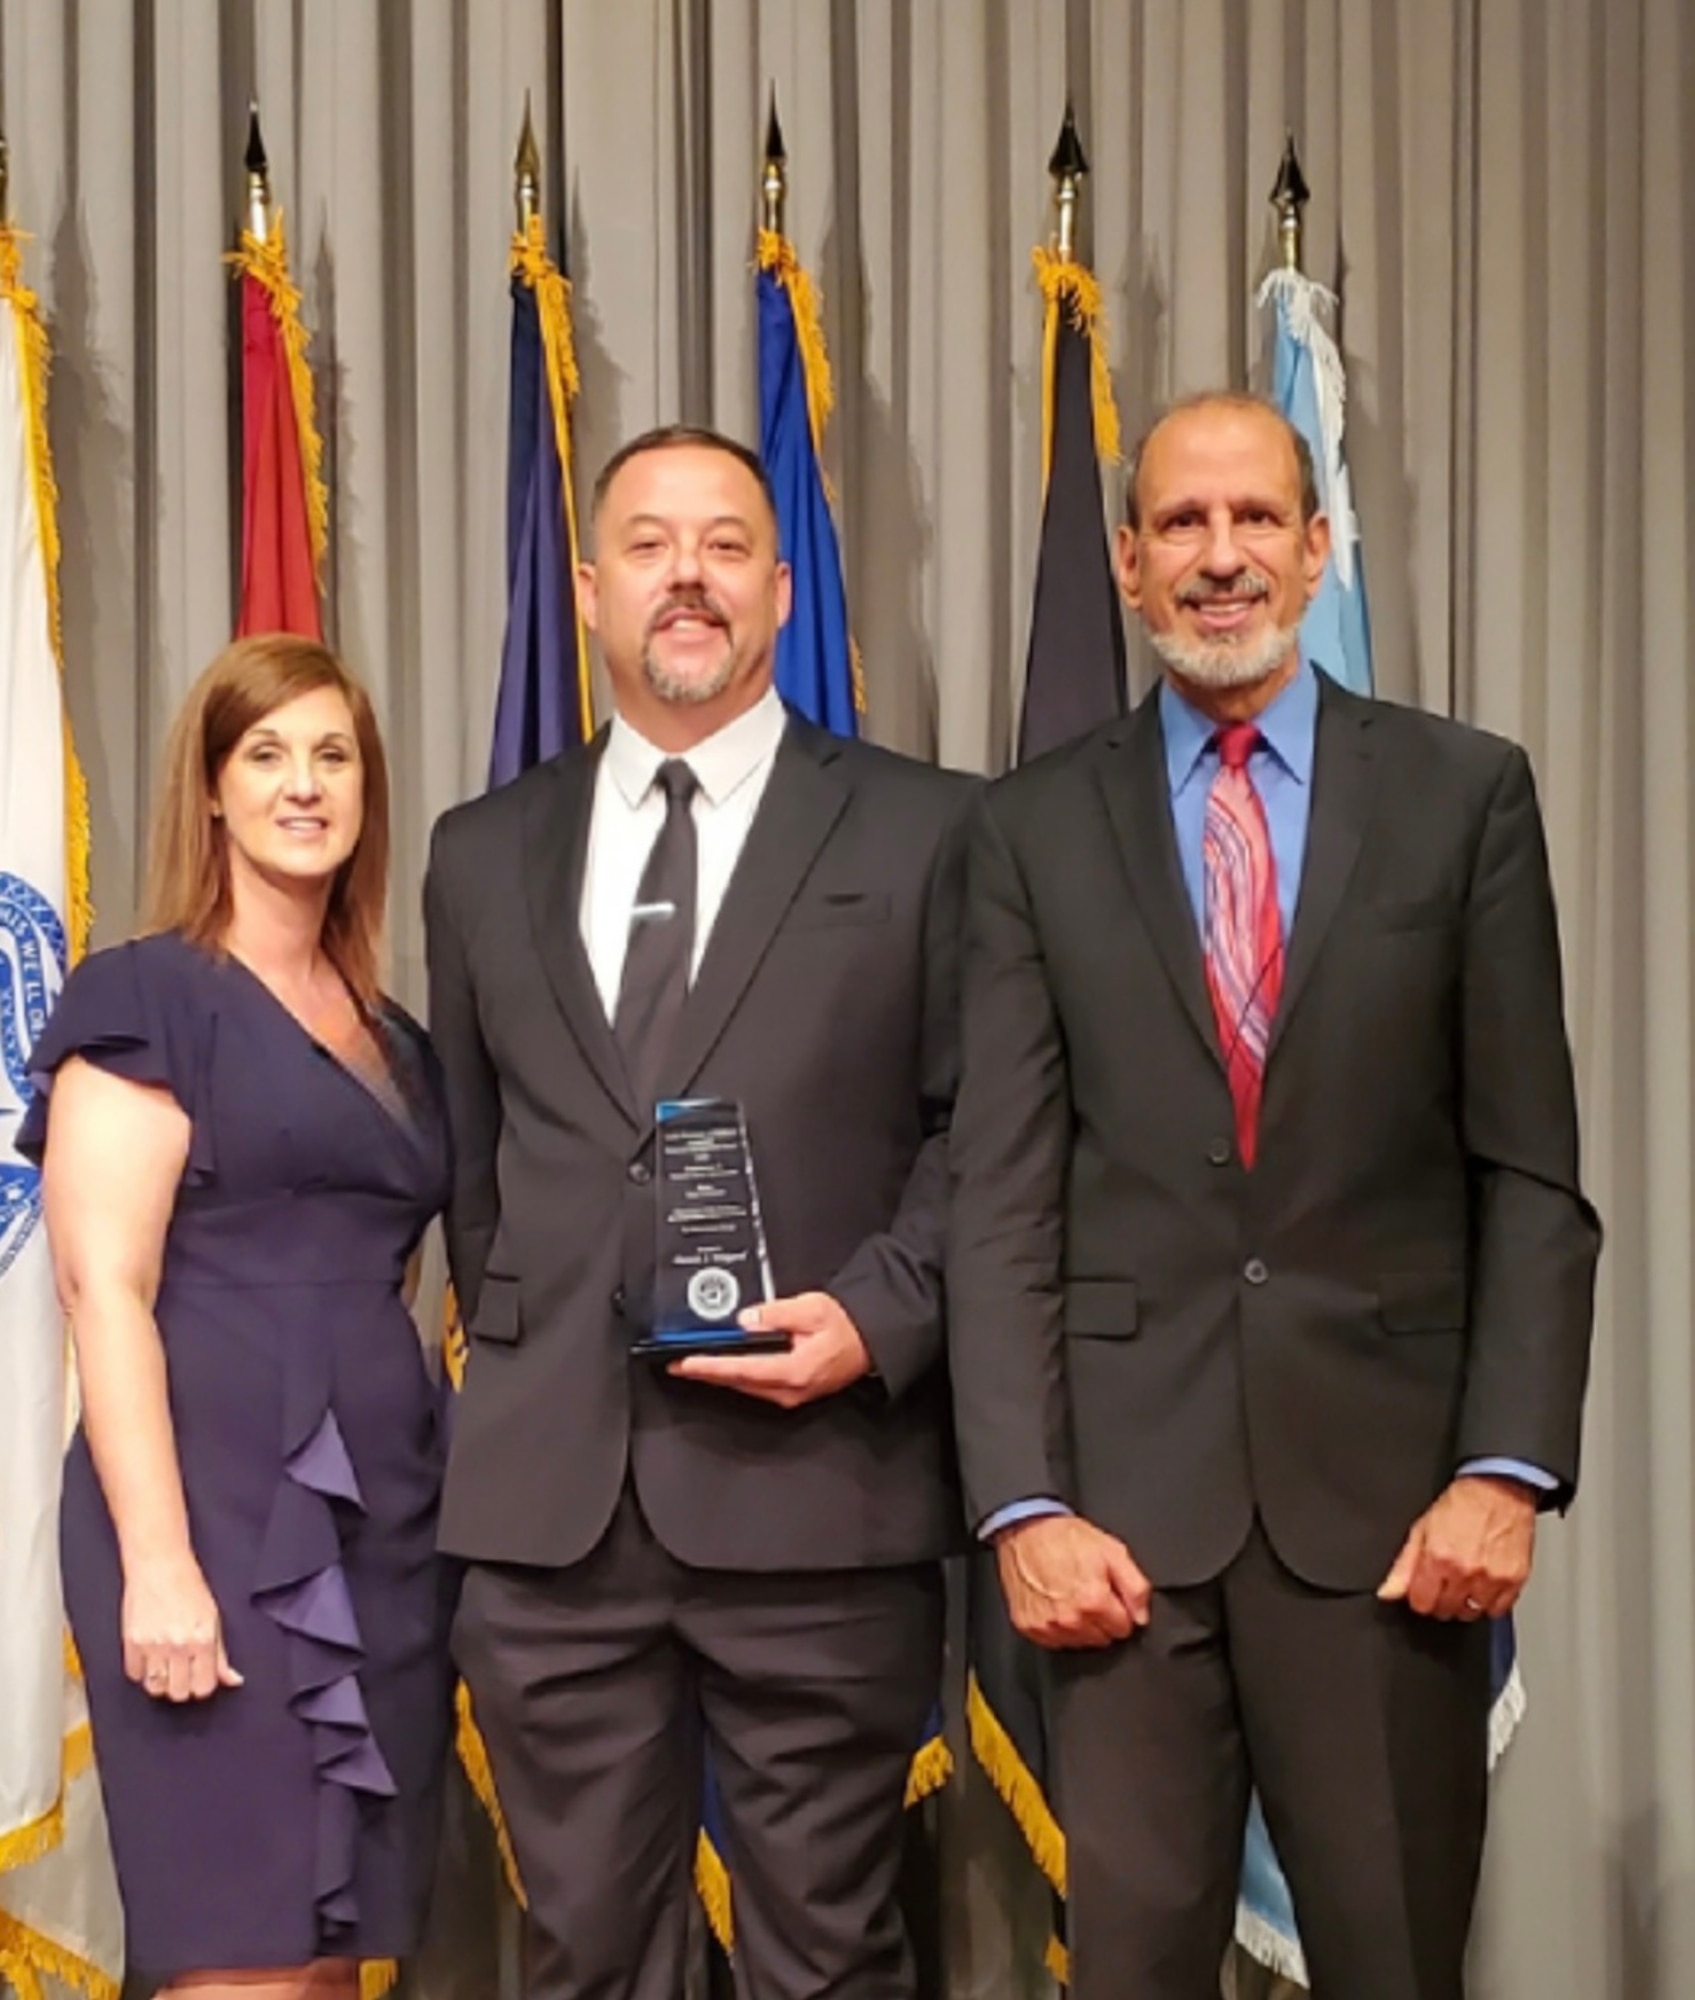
top-left (244, 102), bottom-right (272, 243)
top-left (1048, 100), bottom-right (1088, 263)
top-left (761, 87), bottom-right (787, 236)
top-left (514, 92), bottom-right (542, 231)
top-left (1270, 131), bottom-right (1310, 273)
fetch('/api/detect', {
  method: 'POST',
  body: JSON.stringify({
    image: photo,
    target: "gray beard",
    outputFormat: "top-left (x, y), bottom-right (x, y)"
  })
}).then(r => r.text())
top-left (1148, 617), bottom-right (1303, 691)
top-left (641, 635), bottom-right (736, 706)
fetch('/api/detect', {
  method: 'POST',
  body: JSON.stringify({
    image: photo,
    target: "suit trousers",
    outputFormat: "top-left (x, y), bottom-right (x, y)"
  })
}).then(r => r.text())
top-left (453, 1481), bottom-right (944, 2000)
top-left (1050, 1519), bottom-right (1492, 2000)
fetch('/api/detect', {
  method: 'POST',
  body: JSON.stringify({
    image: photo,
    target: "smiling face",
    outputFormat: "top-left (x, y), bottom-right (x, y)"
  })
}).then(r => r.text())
top-left (212, 685), bottom-right (365, 901)
top-left (1116, 400), bottom-right (1331, 716)
top-left (578, 441), bottom-right (792, 747)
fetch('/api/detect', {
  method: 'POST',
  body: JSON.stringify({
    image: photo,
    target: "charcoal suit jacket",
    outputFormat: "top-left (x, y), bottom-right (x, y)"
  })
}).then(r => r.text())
top-left (948, 674), bottom-right (1601, 1592)
top-left (425, 713), bottom-right (972, 1573)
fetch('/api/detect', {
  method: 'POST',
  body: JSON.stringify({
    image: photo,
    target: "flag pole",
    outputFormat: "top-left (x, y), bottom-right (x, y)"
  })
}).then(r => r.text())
top-left (1049, 98), bottom-right (1085, 266)
top-left (244, 103), bottom-right (272, 247)
top-left (1269, 131), bottom-right (1310, 275)
top-left (761, 91), bottom-right (786, 237)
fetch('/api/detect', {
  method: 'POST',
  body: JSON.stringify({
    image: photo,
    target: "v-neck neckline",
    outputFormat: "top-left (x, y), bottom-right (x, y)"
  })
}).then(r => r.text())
top-left (222, 951), bottom-right (424, 1150)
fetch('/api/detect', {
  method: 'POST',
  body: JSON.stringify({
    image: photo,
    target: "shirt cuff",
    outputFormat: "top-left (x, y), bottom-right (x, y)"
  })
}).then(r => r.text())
top-left (1457, 1456), bottom-right (1558, 1491)
top-left (977, 1497), bottom-right (1073, 1541)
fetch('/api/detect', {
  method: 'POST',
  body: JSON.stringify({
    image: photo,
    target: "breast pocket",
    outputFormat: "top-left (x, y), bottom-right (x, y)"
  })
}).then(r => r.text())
top-left (1062, 1278), bottom-right (1141, 1340)
top-left (787, 891), bottom-right (892, 930)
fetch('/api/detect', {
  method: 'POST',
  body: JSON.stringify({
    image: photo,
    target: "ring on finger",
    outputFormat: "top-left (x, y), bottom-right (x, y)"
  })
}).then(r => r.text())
top-left (1463, 1596), bottom-right (1484, 1613)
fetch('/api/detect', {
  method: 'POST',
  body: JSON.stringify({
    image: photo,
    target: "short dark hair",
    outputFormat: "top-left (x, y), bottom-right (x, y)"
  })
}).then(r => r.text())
top-left (589, 424), bottom-right (778, 530)
top-left (1122, 392), bottom-right (1320, 530)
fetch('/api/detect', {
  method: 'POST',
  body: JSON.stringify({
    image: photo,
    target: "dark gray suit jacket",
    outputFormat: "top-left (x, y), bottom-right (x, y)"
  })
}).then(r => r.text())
top-left (948, 676), bottom-right (1601, 1593)
top-left (425, 713), bottom-right (972, 1573)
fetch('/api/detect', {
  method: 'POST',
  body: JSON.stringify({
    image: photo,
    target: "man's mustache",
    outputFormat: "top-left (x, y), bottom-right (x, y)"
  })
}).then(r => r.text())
top-left (1175, 572), bottom-right (1271, 605)
top-left (646, 590), bottom-right (731, 638)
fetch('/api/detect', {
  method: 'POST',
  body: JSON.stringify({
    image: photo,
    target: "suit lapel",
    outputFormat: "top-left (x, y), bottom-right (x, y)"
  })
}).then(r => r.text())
top-left (659, 719), bottom-right (850, 1107)
top-left (1094, 692), bottom-right (1221, 1064)
top-left (1267, 676), bottom-right (1378, 1060)
top-left (522, 735), bottom-right (639, 1121)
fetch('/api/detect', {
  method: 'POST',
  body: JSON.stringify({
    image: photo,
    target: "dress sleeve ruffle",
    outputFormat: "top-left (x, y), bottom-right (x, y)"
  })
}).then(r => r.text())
top-left (18, 936), bottom-right (215, 1178)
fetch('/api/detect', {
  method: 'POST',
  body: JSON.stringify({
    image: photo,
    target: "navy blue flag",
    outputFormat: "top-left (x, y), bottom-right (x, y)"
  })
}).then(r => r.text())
top-left (489, 217), bottom-right (591, 786)
top-left (448, 207), bottom-right (591, 1932)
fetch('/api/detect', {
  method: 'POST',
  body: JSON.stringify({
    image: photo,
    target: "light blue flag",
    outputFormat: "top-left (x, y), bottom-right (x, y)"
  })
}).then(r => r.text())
top-left (1258, 267), bottom-right (1374, 696)
top-left (1236, 268), bottom-right (1526, 1990)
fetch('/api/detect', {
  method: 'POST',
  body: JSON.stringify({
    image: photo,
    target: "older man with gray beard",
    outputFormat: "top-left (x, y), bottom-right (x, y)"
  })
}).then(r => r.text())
top-left (947, 392), bottom-right (1599, 2000)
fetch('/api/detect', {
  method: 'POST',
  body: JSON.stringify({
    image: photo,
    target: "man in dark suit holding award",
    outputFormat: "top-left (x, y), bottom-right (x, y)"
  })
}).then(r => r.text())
top-left (947, 393), bottom-right (1600, 2000)
top-left (424, 426), bottom-right (969, 2000)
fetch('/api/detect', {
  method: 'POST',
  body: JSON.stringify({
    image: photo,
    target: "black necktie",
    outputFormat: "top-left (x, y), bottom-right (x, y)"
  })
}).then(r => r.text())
top-left (613, 758), bottom-right (700, 1111)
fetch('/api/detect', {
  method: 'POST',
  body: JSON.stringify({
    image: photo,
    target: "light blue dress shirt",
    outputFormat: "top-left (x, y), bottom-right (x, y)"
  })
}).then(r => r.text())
top-left (978, 663), bottom-right (1551, 1541)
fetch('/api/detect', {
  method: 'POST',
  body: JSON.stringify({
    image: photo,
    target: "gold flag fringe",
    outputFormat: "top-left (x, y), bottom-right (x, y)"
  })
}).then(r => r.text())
top-left (1031, 246), bottom-right (1121, 489)
top-left (903, 1730), bottom-right (954, 1807)
top-left (965, 1670), bottom-right (1067, 1895)
top-left (441, 1285), bottom-right (467, 1392)
top-left (756, 230), bottom-right (833, 467)
top-left (360, 1957), bottom-right (400, 1998)
top-left (511, 216), bottom-right (594, 741)
top-left (694, 1830), bottom-right (735, 1952)
top-left (227, 213), bottom-right (330, 585)
top-left (454, 1679), bottom-right (527, 1908)
top-left (0, 1913), bottom-right (120, 2000)
top-left (1045, 1933), bottom-right (1071, 1986)
top-left (0, 1802), bottom-right (63, 1876)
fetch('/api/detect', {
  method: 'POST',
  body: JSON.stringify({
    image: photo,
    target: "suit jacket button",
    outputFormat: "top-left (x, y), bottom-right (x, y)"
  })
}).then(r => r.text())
top-left (1207, 1137), bottom-right (1232, 1166)
top-left (611, 1286), bottom-right (626, 1314)
top-left (1243, 1257), bottom-right (1269, 1285)
top-left (628, 1160), bottom-right (652, 1185)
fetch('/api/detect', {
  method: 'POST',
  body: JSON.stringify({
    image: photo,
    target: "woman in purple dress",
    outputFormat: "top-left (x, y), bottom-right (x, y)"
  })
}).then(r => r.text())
top-left (22, 635), bottom-right (453, 1997)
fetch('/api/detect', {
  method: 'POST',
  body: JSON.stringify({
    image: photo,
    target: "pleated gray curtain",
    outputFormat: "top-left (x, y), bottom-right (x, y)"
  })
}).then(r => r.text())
top-left (1, 3), bottom-right (1689, 1997)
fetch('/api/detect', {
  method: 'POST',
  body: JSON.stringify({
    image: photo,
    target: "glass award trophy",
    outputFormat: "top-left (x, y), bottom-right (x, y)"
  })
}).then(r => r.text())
top-left (630, 1098), bottom-right (790, 1359)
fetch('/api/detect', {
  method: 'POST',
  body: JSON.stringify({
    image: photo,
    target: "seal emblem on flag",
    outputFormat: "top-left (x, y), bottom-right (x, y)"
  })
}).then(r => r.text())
top-left (0, 872), bottom-right (66, 1279)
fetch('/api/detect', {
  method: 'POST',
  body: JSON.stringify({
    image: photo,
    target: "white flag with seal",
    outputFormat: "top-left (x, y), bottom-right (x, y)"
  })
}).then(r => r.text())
top-left (0, 212), bottom-right (122, 2000)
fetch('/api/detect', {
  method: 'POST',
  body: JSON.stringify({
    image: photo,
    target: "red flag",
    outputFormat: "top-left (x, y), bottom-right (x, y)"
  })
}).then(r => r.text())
top-left (230, 213), bottom-right (325, 638)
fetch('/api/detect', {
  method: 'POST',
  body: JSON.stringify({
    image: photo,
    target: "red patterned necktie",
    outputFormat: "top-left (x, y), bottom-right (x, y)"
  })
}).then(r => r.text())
top-left (1202, 723), bottom-right (1284, 1168)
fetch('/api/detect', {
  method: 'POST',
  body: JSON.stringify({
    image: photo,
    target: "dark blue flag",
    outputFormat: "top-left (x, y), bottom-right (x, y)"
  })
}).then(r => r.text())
top-left (489, 220), bottom-right (591, 786)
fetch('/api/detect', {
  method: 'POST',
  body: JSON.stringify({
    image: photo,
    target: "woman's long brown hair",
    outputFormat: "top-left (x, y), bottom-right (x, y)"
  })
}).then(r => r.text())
top-left (144, 634), bottom-right (391, 1008)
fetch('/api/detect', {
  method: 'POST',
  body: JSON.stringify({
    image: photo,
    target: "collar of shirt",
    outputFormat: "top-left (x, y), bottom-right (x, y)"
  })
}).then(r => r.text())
top-left (603, 685), bottom-right (788, 811)
top-left (1159, 656), bottom-right (1319, 804)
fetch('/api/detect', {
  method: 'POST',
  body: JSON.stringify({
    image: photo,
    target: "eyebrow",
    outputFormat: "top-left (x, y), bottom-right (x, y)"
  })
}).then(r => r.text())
top-left (619, 512), bottom-right (756, 536)
top-left (244, 726), bottom-right (357, 748)
top-left (1152, 493), bottom-right (1295, 523)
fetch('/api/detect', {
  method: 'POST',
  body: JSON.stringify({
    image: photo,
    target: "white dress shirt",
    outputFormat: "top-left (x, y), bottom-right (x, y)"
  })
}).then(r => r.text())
top-left (580, 688), bottom-right (788, 1016)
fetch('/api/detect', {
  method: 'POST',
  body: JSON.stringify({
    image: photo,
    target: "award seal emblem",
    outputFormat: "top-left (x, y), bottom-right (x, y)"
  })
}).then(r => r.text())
top-left (686, 1266), bottom-right (741, 1323)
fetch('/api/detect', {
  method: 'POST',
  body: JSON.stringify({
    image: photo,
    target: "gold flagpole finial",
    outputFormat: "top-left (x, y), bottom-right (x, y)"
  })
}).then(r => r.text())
top-left (514, 91), bottom-right (542, 231)
top-left (761, 88), bottom-right (787, 237)
top-left (1269, 132), bottom-right (1310, 274)
top-left (1048, 100), bottom-right (1088, 264)
top-left (244, 102), bottom-right (272, 244)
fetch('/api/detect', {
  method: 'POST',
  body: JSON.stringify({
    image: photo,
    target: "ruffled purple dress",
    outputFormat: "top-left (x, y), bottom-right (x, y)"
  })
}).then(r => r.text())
top-left (21, 932), bottom-right (454, 1978)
